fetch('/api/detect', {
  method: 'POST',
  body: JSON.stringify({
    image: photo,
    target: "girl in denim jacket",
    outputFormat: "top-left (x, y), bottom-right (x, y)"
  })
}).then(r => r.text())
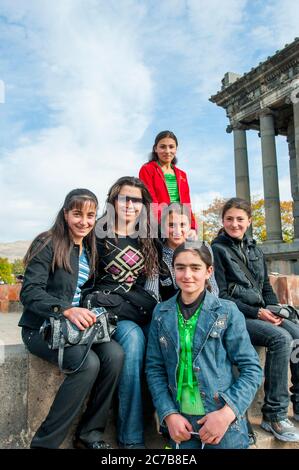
top-left (146, 241), bottom-right (262, 449)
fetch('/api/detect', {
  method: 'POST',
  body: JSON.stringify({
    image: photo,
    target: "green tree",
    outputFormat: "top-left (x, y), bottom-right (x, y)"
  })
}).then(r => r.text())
top-left (280, 200), bottom-right (294, 243)
top-left (201, 197), bottom-right (225, 243)
top-left (0, 257), bottom-right (14, 284)
top-left (11, 258), bottom-right (25, 277)
top-left (251, 198), bottom-right (294, 243)
top-left (251, 198), bottom-right (266, 242)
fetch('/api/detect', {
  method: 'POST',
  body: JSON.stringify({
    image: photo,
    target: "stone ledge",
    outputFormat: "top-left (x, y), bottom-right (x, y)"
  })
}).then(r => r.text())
top-left (0, 343), bottom-right (28, 448)
top-left (261, 241), bottom-right (299, 258)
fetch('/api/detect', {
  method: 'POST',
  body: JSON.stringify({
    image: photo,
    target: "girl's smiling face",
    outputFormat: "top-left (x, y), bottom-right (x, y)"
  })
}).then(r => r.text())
top-left (114, 185), bottom-right (143, 224)
top-left (166, 212), bottom-right (190, 249)
top-left (223, 207), bottom-right (251, 240)
top-left (154, 137), bottom-right (177, 166)
top-left (64, 201), bottom-right (97, 244)
top-left (174, 250), bottom-right (213, 298)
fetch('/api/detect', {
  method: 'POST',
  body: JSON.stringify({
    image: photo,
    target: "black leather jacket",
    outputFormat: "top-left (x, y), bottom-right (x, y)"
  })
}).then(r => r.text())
top-left (19, 239), bottom-right (93, 330)
top-left (211, 232), bottom-right (277, 319)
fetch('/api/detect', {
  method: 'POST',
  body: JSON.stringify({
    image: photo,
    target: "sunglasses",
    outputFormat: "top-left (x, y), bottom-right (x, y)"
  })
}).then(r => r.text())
top-left (117, 195), bottom-right (143, 205)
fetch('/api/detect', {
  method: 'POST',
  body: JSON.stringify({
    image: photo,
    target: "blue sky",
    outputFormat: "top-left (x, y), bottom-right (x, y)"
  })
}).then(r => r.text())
top-left (1, 0), bottom-right (299, 242)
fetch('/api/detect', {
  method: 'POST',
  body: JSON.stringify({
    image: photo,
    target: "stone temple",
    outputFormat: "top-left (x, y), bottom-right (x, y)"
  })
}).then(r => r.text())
top-left (210, 37), bottom-right (299, 274)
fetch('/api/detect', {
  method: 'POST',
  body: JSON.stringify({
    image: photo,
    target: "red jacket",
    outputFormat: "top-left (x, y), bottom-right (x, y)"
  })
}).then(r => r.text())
top-left (139, 161), bottom-right (196, 229)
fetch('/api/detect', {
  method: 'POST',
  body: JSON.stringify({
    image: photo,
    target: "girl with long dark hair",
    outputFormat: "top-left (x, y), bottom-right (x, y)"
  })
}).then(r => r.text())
top-left (94, 176), bottom-right (159, 448)
top-left (19, 189), bottom-right (124, 449)
top-left (139, 130), bottom-right (196, 232)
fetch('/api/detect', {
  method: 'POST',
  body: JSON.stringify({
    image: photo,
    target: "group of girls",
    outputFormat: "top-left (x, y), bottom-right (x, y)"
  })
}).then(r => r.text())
top-left (19, 130), bottom-right (299, 450)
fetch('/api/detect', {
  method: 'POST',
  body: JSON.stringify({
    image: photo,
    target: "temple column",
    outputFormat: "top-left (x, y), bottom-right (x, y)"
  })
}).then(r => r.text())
top-left (232, 124), bottom-right (251, 202)
top-left (259, 109), bottom-right (283, 242)
top-left (293, 99), bottom-right (299, 239)
top-left (227, 123), bottom-right (252, 236)
top-left (287, 115), bottom-right (299, 239)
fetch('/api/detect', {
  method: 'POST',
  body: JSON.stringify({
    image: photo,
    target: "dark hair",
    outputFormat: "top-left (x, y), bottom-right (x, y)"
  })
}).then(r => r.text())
top-left (149, 130), bottom-right (178, 164)
top-left (24, 189), bottom-right (98, 274)
top-left (172, 241), bottom-right (212, 268)
top-left (221, 197), bottom-right (252, 220)
top-left (172, 241), bottom-right (213, 291)
top-left (100, 176), bottom-right (159, 276)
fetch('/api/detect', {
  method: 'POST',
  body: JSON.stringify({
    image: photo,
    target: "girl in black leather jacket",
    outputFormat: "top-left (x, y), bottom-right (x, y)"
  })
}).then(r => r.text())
top-left (19, 188), bottom-right (124, 449)
top-left (212, 197), bottom-right (299, 443)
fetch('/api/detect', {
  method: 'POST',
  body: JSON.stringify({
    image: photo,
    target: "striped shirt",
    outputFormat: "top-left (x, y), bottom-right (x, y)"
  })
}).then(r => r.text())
top-left (164, 173), bottom-right (180, 202)
top-left (72, 247), bottom-right (90, 306)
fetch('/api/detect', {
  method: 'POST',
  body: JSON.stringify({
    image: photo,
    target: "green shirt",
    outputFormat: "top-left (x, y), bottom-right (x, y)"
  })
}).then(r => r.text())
top-left (157, 162), bottom-right (180, 202)
top-left (177, 303), bottom-right (206, 415)
top-left (164, 173), bottom-right (180, 202)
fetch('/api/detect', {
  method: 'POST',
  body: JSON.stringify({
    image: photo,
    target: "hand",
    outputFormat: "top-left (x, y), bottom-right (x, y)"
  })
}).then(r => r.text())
top-left (63, 307), bottom-right (97, 331)
top-left (198, 405), bottom-right (236, 445)
top-left (258, 308), bottom-right (283, 325)
top-left (165, 413), bottom-right (193, 444)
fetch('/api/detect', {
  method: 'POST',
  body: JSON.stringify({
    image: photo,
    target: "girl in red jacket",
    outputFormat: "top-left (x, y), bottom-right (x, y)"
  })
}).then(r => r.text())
top-left (139, 130), bottom-right (196, 232)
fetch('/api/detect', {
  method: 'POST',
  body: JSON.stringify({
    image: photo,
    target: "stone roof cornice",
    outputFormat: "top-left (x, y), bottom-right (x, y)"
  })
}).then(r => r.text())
top-left (210, 38), bottom-right (299, 114)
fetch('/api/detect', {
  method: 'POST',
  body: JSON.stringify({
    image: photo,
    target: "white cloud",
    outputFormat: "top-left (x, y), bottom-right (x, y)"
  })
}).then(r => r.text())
top-left (0, 0), bottom-right (153, 241)
top-left (278, 176), bottom-right (292, 201)
top-left (192, 191), bottom-right (224, 212)
top-left (184, 0), bottom-right (249, 98)
top-left (253, 0), bottom-right (299, 48)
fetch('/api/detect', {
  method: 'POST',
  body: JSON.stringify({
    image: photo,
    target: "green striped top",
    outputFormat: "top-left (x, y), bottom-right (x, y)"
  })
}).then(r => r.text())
top-left (164, 173), bottom-right (180, 202)
top-left (177, 304), bottom-right (205, 415)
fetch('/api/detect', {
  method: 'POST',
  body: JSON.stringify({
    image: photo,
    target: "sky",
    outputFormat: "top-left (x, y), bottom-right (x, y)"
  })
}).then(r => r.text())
top-left (1, 0), bottom-right (299, 242)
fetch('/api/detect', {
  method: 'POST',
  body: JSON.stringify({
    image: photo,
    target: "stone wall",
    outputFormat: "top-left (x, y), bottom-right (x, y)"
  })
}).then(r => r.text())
top-left (269, 274), bottom-right (299, 306)
top-left (0, 284), bottom-right (22, 313)
top-left (0, 343), bottom-right (29, 448)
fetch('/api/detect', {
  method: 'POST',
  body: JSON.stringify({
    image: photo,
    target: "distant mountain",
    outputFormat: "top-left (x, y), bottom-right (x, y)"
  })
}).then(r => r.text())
top-left (0, 240), bottom-right (31, 261)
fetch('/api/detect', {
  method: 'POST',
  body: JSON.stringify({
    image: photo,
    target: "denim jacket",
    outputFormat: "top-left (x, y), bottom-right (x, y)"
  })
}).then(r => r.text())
top-left (145, 291), bottom-right (263, 446)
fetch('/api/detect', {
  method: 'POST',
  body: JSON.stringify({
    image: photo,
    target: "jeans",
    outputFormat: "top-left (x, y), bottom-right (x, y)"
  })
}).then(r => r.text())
top-left (113, 320), bottom-right (149, 445)
top-left (246, 318), bottom-right (299, 421)
top-left (169, 414), bottom-right (249, 449)
top-left (22, 327), bottom-right (124, 448)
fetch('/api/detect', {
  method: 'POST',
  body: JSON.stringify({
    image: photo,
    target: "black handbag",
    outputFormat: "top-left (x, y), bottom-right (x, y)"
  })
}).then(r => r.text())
top-left (266, 304), bottom-right (299, 324)
top-left (119, 284), bottom-right (158, 317)
top-left (84, 285), bottom-right (158, 325)
top-left (82, 290), bottom-right (124, 315)
top-left (40, 307), bottom-right (118, 375)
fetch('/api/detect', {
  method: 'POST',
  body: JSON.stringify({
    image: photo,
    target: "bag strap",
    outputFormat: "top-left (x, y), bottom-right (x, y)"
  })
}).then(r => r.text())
top-left (57, 323), bottom-right (101, 375)
top-left (225, 246), bottom-right (261, 292)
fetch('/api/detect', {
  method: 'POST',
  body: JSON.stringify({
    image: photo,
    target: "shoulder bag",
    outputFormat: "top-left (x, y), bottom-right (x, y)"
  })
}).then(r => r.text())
top-left (266, 304), bottom-right (299, 324)
top-left (39, 306), bottom-right (118, 375)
